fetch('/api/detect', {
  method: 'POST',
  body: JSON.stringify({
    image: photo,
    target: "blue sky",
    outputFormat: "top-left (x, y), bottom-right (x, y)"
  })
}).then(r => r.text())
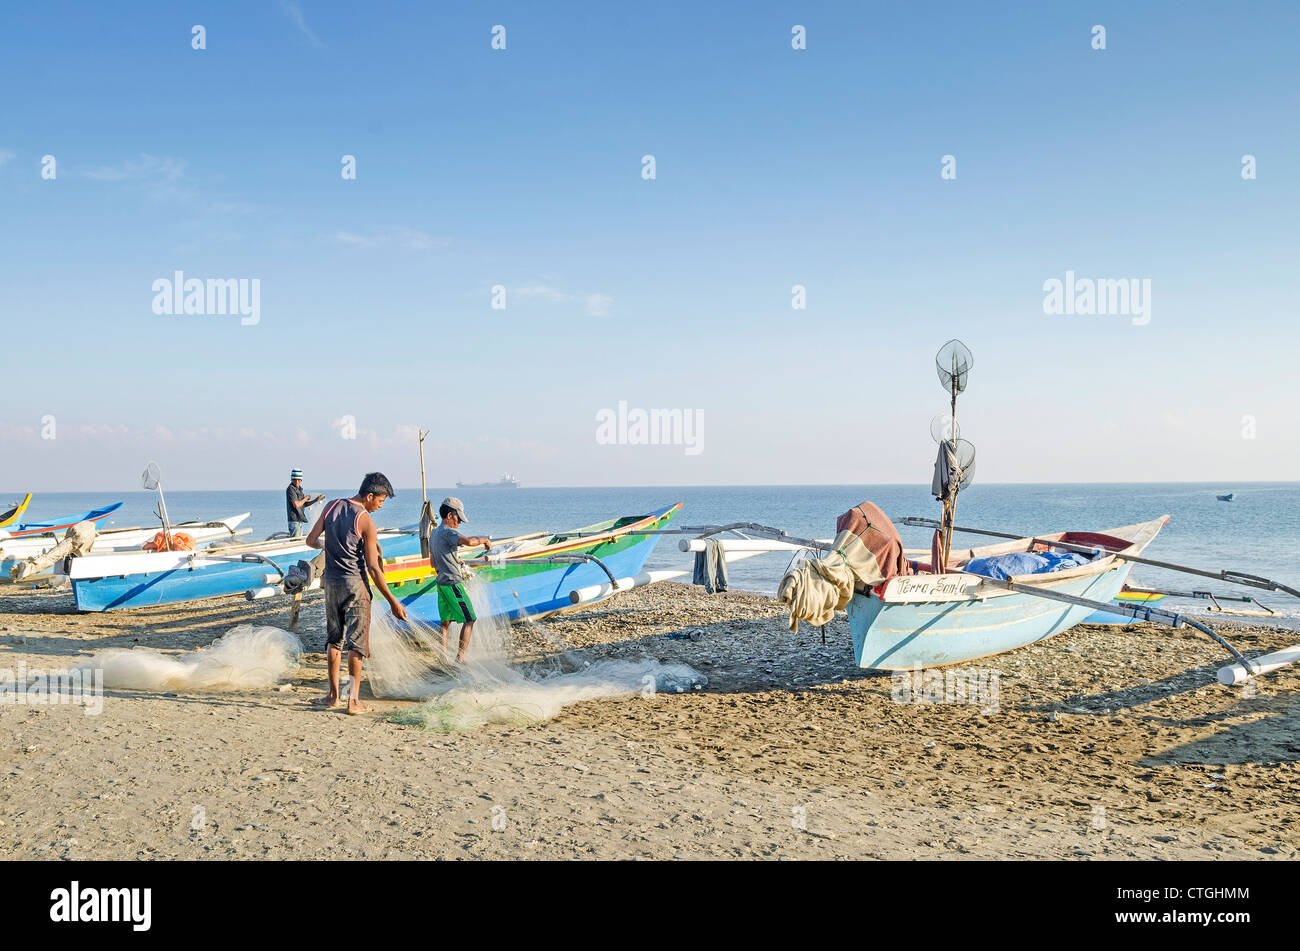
top-left (1, 1), bottom-right (1297, 490)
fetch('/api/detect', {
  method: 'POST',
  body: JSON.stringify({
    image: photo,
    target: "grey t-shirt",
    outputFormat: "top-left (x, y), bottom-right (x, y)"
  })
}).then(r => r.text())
top-left (431, 524), bottom-right (467, 585)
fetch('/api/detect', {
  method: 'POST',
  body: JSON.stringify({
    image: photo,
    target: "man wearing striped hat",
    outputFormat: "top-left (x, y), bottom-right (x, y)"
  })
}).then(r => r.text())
top-left (286, 468), bottom-right (324, 538)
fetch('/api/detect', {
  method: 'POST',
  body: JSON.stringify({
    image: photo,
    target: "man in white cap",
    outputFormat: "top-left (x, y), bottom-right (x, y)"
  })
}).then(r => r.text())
top-left (286, 468), bottom-right (324, 538)
top-left (430, 496), bottom-right (492, 663)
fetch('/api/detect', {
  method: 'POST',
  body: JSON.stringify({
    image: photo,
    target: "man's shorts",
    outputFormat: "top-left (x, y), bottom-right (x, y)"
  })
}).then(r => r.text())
top-left (437, 582), bottom-right (477, 624)
top-left (324, 577), bottom-right (371, 655)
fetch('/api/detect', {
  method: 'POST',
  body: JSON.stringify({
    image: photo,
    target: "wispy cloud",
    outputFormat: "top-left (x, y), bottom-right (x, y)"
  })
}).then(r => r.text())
top-left (80, 153), bottom-right (256, 218)
top-left (585, 293), bottom-right (614, 317)
top-left (331, 227), bottom-right (447, 251)
top-left (513, 283), bottom-right (614, 316)
top-left (516, 285), bottom-right (568, 302)
top-left (84, 153), bottom-right (185, 184)
top-left (0, 148), bottom-right (15, 169)
top-left (280, 0), bottom-right (324, 48)
top-left (333, 231), bottom-right (379, 248)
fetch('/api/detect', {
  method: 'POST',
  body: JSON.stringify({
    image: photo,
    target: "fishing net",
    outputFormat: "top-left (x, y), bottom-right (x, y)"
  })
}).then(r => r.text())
top-left (935, 339), bottom-right (973, 394)
top-left (83, 625), bottom-right (302, 690)
top-left (368, 575), bottom-right (706, 732)
top-left (929, 413), bottom-right (960, 444)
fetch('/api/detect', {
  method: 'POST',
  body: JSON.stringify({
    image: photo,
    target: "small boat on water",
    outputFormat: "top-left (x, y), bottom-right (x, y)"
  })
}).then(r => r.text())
top-left (1217, 493), bottom-right (1235, 502)
top-left (0, 494), bottom-right (32, 528)
top-left (69, 530), bottom-right (422, 611)
top-left (0, 513), bottom-right (252, 579)
top-left (2, 501), bottom-right (123, 538)
top-left (378, 502), bottom-right (680, 622)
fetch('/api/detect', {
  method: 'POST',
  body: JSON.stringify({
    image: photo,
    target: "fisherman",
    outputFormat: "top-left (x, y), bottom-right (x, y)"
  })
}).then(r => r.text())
top-left (430, 496), bottom-right (492, 663)
top-left (305, 472), bottom-right (408, 715)
top-left (285, 468), bottom-right (324, 537)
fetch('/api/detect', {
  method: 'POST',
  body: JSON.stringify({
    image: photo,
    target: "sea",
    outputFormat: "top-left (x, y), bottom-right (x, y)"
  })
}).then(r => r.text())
top-left (7, 483), bottom-right (1299, 629)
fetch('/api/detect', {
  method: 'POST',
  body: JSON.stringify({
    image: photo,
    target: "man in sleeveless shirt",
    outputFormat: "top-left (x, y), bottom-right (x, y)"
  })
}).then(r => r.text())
top-left (305, 472), bottom-right (408, 714)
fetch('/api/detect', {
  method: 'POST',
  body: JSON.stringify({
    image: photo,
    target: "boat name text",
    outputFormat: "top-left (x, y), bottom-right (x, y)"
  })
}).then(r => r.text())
top-left (892, 576), bottom-right (980, 598)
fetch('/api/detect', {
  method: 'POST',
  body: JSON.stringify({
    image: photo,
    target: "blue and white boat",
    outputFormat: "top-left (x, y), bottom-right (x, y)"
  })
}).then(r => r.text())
top-left (848, 516), bottom-right (1169, 669)
top-left (1, 513), bottom-right (251, 580)
top-left (68, 530), bottom-right (421, 611)
top-left (3, 501), bottom-right (123, 537)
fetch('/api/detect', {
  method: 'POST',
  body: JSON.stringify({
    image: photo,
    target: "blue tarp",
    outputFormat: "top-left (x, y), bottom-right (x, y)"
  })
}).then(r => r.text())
top-left (964, 550), bottom-right (1096, 581)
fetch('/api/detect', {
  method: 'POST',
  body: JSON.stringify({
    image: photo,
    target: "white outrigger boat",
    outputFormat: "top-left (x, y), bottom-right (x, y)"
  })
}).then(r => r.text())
top-left (604, 340), bottom-right (1300, 687)
top-left (1, 514), bottom-right (252, 579)
top-left (67, 530), bottom-right (422, 612)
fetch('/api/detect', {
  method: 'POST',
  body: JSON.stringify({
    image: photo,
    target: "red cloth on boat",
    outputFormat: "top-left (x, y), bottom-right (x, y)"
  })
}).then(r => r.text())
top-left (835, 501), bottom-right (913, 581)
top-left (778, 501), bottom-right (912, 631)
top-left (142, 531), bottom-right (194, 552)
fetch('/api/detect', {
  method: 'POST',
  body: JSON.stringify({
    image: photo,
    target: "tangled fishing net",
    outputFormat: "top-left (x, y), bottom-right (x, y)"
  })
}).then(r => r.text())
top-left (83, 625), bottom-right (302, 690)
top-left (368, 576), bottom-right (706, 732)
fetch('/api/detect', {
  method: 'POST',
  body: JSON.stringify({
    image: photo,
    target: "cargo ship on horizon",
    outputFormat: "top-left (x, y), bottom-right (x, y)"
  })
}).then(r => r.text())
top-left (455, 473), bottom-right (520, 489)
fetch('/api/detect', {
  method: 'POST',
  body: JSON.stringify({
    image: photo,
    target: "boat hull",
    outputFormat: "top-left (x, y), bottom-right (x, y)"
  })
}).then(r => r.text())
top-left (847, 516), bottom-right (1168, 669)
top-left (70, 534), bottom-right (421, 611)
top-left (5, 501), bottom-right (124, 537)
top-left (383, 503), bottom-right (679, 623)
top-left (399, 536), bottom-right (663, 623)
top-left (0, 494), bottom-right (32, 528)
top-left (849, 562), bottom-right (1134, 669)
top-left (1, 514), bottom-right (251, 579)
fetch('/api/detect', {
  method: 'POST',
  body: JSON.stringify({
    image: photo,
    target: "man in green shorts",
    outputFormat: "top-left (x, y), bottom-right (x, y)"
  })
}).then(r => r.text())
top-left (430, 496), bottom-right (492, 662)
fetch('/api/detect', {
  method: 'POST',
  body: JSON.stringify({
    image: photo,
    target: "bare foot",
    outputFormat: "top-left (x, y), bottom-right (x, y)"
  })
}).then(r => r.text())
top-left (311, 694), bottom-right (339, 708)
top-left (346, 701), bottom-right (373, 715)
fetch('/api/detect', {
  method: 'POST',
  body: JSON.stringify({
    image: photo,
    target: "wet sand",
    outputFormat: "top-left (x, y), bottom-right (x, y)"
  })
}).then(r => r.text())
top-left (1, 581), bottom-right (1297, 860)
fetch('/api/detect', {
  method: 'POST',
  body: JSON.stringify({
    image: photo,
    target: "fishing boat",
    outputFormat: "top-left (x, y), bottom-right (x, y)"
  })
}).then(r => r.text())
top-left (456, 474), bottom-right (520, 489)
top-left (0, 494), bottom-right (32, 528)
top-left (848, 517), bottom-right (1167, 668)
top-left (378, 502), bottom-right (680, 622)
top-left (2, 501), bottom-right (123, 538)
top-left (770, 339), bottom-right (1300, 685)
top-left (1083, 585), bottom-right (1166, 624)
top-left (1217, 493), bottom-right (1235, 502)
top-left (0, 513), bottom-right (252, 579)
top-left (68, 530), bottom-right (422, 611)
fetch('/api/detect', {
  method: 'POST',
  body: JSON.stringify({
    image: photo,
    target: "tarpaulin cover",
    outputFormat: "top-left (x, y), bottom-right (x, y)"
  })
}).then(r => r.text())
top-left (963, 550), bottom-right (1095, 581)
top-left (778, 501), bottom-right (912, 632)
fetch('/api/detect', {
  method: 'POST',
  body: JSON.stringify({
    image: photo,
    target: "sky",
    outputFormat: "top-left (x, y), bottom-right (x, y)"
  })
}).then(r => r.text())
top-left (1, 1), bottom-right (1297, 491)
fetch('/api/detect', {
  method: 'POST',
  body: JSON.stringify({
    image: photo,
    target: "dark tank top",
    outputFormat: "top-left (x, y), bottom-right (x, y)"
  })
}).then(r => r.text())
top-left (321, 498), bottom-right (368, 583)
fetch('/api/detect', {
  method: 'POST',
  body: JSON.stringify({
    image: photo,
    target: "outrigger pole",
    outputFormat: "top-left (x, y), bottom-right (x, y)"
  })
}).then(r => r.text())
top-left (899, 514), bottom-right (1300, 683)
top-left (976, 574), bottom-right (1255, 670)
top-left (418, 429), bottom-right (433, 559)
top-left (552, 522), bottom-right (833, 552)
top-left (897, 516), bottom-right (1300, 601)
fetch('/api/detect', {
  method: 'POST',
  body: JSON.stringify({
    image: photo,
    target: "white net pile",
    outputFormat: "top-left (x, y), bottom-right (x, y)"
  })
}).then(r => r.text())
top-left (82, 625), bottom-right (302, 690)
top-left (368, 576), bottom-right (706, 731)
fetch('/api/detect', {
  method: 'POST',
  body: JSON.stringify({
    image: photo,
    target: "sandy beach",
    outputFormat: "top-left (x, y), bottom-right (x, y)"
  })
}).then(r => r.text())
top-left (1, 581), bottom-right (1296, 861)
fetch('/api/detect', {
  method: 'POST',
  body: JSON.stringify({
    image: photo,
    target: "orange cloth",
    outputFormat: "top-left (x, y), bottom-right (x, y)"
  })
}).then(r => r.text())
top-left (142, 531), bottom-right (195, 552)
